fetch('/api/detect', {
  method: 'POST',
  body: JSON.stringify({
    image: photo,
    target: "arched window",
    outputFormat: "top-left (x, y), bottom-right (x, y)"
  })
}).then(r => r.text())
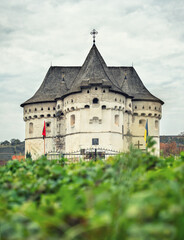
top-left (129, 103), bottom-right (131, 107)
top-left (33, 115), bottom-right (37, 118)
top-left (29, 109), bottom-right (31, 112)
top-left (115, 98), bottom-right (117, 102)
top-left (35, 108), bottom-right (37, 111)
top-left (46, 122), bottom-right (51, 132)
top-left (70, 115), bottom-right (75, 126)
top-left (102, 105), bottom-right (106, 109)
top-left (93, 98), bottom-right (99, 104)
top-left (149, 106), bottom-right (151, 110)
top-left (115, 115), bottom-right (119, 126)
top-left (87, 90), bottom-right (90, 93)
top-left (57, 105), bottom-right (60, 109)
top-left (41, 107), bottom-right (43, 111)
top-left (29, 122), bottom-right (33, 134)
top-left (40, 115), bottom-right (44, 118)
top-left (47, 114), bottom-right (51, 117)
top-left (155, 120), bottom-right (159, 129)
top-left (84, 105), bottom-right (90, 109)
top-left (95, 87), bottom-right (98, 90)
top-left (142, 106), bottom-right (144, 109)
top-left (139, 119), bottom-right (146, 127)
top-left (135, 106), bottom-right (137, 109)
top-left (103, 89), bottom-right (105, 93)
top-left (53, 107), bottom-right (56, 110)
top-left (48, 107), bottom-right (50, 110)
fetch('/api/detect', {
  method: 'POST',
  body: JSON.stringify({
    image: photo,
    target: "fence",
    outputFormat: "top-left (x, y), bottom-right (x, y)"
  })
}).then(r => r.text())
top-left (47, 148), bottom-right (120, 163)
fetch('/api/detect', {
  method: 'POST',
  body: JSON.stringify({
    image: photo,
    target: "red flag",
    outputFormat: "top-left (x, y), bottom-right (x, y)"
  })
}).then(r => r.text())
top-left (42, 121), bottom-right (46, 139)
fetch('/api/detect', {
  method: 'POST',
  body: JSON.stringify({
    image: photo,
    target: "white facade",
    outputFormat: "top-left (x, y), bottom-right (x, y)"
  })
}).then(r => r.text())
top-left (23, 87), bottom-right (162, 159)
top-left (22, 43), bottom-right (163, 159)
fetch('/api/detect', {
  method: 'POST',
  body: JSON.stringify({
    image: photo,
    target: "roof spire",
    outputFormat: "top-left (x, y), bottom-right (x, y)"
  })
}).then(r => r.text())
top-left (90, 29), bottom-right (98, 44)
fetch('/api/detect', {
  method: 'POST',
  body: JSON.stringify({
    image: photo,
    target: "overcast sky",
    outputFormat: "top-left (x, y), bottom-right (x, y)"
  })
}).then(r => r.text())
top-left (0, 0), bottom-right (184, 142)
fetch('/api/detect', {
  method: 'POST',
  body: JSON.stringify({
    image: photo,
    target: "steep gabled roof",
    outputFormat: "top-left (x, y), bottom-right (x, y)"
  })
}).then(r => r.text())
top-left (109, 67), bottom-right (164, 104)
top-left (21, 66), bottom-right (81, 106)
top-left (21, 44), bottom-right (164, 107)
top-left (65, 44), bottom-right (128, 97)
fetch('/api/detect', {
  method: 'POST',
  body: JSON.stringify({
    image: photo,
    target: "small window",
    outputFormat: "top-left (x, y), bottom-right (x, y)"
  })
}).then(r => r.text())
top-left (25, 110), bottom-right (27, 113)
top-left (29, 109), bottom-right (31, 112)
top-left (102, 105), bottom-right (106, 109)
top-left (29, 122), bottom-right (33, 134)
top-left (71, 99), bottom-right (73, 103)
top-left (53, 107), bottom-right (56, 110)
top-left (41, 108), bottom-right (43, 111)
top-left (149, 106), bottom-right (151, 110)
top-left (115, 115), bottom-right (119, 126)
top-left (35, 108), bottom-right (37, 111)
top-left (47, 114), bottom-right (51, 117)
top-left (92, 138), bottom-right (99, 145)
top-left (95, 87), bottom-right (98, 90)
top-left (48, 107), bottom-right (50, 110)
top-left (129, 104), bottom-right (131, 107)
top-left (87, 90), bottom-right (90, 93)
top-left (135, 106), bottom-right (137, 109)
top-left (155, 107), bottom-right (157, 110)
top-left (71, 107), bottom-right (75, 111)
top-left (142, 106), bottom-right (144, 109)
top-left (53, 114), bottom-right (56, 117)
top-left (57, 105), bottom-right (60, 109)
top-left (70, 114), bottom-right (75, 126)
top-left (84, 105), bottom-right (90, 108)
top-left (103, 89), bottom-right (105, 93)
top-left (115, 98), bottom-right (117, 102)
top-left (46, 122), bottom-right (51, 132)
top-left (139, 119), bottom-right (146, 127)
top-left (93, 98), bottom-right (99, 104)
top-left (155, 120), bottom-right (159, 129)
top-left (34, 115), bottom-right (37, 118)
top-left (40, 114), bottom-right (44, 118)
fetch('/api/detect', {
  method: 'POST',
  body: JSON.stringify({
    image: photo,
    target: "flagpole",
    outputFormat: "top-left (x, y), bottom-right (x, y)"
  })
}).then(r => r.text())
top-left (44, 137), bottom-right (45, 155)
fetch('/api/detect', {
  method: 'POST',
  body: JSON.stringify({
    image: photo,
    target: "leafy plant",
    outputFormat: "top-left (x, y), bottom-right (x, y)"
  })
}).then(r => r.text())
top-left (0, 147), bottom-right (184, 240)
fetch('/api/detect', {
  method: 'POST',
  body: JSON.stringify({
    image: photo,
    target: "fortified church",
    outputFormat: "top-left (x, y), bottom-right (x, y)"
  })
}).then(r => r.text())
top-left (21, 30), bottom-right (164, 159)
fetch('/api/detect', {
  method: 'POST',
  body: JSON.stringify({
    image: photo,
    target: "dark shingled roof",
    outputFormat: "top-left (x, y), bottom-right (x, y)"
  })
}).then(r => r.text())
top-left (21, 44), bottom-right (164, 107)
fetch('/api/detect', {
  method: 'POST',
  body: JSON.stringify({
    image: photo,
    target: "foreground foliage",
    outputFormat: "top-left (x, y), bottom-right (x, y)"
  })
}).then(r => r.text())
top-left (0, 148), bottom-right (184, 240)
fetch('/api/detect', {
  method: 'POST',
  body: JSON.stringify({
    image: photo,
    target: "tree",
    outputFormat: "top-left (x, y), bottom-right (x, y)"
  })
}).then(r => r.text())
top-left (10, 139), bottom-right (21, 146)
top-left (1, 140), bottom-right (10, 146)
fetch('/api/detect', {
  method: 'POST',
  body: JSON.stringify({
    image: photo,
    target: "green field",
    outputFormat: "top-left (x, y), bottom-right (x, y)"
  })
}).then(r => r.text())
top-left (0, 141), bottom-right (184, 240)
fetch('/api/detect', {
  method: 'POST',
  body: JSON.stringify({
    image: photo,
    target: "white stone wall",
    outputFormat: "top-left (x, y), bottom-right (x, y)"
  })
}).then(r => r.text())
top-left (131, 101), bottom-right (162, 155)
top-left (23, 89), bottom-right (163, 158)
top-left (62, 87), bottom-right (125, 153)
top-left (23, 102), bottom-right (57, 159)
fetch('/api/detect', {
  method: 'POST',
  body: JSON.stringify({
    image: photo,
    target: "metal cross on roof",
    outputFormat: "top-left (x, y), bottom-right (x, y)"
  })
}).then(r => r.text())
top-left (90, 29), bottom-right (98, 44)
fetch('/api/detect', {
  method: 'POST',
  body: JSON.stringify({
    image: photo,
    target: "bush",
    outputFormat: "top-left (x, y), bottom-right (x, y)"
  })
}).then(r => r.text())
top-left (0, 147), bottom-right (184, 240)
